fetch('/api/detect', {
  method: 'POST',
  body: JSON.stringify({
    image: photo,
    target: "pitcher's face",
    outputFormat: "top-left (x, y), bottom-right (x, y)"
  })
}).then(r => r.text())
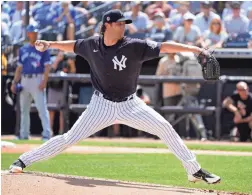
top-left (109, 21), bottom-right (126, 38)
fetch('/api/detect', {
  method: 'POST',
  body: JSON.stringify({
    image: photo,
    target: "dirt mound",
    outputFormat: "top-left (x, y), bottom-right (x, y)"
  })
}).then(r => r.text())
top-left (1, 171), bottom-right (223, 195)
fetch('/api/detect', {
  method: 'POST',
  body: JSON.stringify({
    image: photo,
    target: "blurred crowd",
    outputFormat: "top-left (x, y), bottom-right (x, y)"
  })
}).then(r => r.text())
top-left (2, 1), bottom-right (252, 74)
top-left (1, 1), bottom-right (252, 46)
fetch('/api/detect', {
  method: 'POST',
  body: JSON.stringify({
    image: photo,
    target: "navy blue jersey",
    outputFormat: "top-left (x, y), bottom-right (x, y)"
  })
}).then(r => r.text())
top-left (18, 44), bottom-right (51, 74)
top-left (74, 36), bottom-right (161, 99)
top-left (231, 93), bottom-right (252, 118)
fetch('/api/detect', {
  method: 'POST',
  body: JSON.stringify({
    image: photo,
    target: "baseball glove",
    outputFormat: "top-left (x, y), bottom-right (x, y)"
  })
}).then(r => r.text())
top-left (197, 49), bottom-right (220, 80)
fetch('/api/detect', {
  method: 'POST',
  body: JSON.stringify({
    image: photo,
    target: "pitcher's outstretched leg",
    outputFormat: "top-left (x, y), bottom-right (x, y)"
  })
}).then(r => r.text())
top-left (10, 95), bottom-right (116, 173)
top-left (117, 97), bottom-right (221, 184)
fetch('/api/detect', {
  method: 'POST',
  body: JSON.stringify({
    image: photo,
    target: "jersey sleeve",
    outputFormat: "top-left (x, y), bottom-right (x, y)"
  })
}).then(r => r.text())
top-left (42, 50), bottom-right (51, 66)
top-left (74, 39), bottom-right (89, 58)
top-left (133, 39), bottom-right (161, 62)
top-left (17, 48), bottom-right (23, 66)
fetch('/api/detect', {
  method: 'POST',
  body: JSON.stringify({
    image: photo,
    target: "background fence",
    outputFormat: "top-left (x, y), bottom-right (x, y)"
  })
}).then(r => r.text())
top-left (10, 74), bottom-right (252, 140)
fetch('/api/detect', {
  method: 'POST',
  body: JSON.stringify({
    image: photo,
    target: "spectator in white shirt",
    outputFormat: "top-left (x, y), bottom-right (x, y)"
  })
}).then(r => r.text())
top-left (223, 1), bottom-right (249, 34)
top-left (202, 18), bottom-right (228, 49)
top-left (193, 1), bottom-right (220, 34)
top-left (173, 12), bottom-right (202, 46)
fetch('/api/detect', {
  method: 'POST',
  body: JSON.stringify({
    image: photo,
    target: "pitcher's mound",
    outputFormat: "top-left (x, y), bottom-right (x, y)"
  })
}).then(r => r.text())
top-left (2, 171), bottom-right (217, 195)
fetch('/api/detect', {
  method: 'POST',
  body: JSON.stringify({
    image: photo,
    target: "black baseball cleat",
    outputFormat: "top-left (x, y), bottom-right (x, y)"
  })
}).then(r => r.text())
top-left (188, 169), bottom-right (221, 184)
top-left (9, 159), bottom-right (26, 173)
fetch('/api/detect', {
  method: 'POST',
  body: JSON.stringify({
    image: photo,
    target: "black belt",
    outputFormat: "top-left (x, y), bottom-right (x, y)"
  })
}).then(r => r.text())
top-left (23, 74), bottom-right (40, 78)
top-left (94, 90), bottom-right (134, 102)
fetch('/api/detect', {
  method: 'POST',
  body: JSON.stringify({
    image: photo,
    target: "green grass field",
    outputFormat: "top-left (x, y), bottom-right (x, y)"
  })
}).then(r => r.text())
top-left (1, 153), bottom-right (252, 193)
top-left (2, 139), bottom-right (252, 152)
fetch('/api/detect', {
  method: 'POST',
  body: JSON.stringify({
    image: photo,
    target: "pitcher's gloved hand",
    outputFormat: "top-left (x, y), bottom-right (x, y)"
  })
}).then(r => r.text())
top-left (196, 48), bottom-right (220, 80)
top-left (35, 40), bottom-right (50, 52)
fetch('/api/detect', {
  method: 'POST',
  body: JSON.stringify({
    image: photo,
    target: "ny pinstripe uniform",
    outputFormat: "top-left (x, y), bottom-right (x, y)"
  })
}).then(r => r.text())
top-left (17, 36), bottom-right (201, 175)
top-left (10, 9), bottom-right (221, 184)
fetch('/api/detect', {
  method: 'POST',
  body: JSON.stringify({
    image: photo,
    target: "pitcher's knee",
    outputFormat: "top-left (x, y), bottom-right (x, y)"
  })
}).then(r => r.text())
top-left (62, 131), bottom-right (83, 146)
top-left (47, 134), bottom-right (73, 150)
top-left (154, 121), bottom-right (176, 138)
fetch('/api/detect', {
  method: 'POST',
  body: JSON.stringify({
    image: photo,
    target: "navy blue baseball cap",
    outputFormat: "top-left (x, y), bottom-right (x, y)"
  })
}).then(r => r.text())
top-left (26, 24), bottom-right (39, 33)
top-left (102, 9), bottom-right (132, 24)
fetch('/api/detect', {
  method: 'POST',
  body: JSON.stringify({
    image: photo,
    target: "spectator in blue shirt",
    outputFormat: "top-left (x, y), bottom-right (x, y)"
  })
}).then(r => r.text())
top-left (193, 1), bottom-right (220, 34)
top-left (202, 18), bottom-right (228, 49)
top-left (223, 1), bottom-right (249, 35)
top-left (74, 1), bottom-right (100, 39)
top-left (222, 2), bottom-right (246, 19)
top-left (32, 2), bottom-right (58, 30)
top-left (10, 1), bottom-right (24, 24)
top-left (75, 1), bottom-right (99, 24)
top-left (247, 7), bottom-right (252, 32)
top-left (148, 12), bottom-right (173, 42)
top-left (124, 1), bottom-right (150, 39)
top-left (173, 12), bottom-right (202, 46)
top-left (55, 1), bottom-right (76, 40)
top-left (6, 1), bottom-right (16, 17)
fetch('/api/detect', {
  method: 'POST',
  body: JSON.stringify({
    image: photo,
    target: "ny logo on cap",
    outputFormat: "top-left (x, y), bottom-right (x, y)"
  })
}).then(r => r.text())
top-left (107, 17), bottom-right (110, 21)
top-left (112, 55), bottom-right (127, 71)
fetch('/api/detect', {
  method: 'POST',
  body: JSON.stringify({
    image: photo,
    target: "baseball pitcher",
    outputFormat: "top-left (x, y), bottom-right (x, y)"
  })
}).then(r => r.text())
top-left (10, 10), bottom-right (220, 184)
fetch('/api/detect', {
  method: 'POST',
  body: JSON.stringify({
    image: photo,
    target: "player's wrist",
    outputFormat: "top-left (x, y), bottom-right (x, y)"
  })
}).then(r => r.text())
top-left (194, 47), bottom-right (203, 55)
top-left (187, 45), bottom-right (202, 55)
top-left (47, 41), bottom-right (53, 49)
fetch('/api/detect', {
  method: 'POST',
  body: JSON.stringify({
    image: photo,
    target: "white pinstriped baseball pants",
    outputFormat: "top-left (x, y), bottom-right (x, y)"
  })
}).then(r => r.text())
top-left (19, 92), bottom-right (201, 175)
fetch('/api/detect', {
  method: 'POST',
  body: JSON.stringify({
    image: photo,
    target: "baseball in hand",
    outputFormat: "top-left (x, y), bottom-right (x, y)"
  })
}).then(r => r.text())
top-left (35, 40), bottom-right (49, 52)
